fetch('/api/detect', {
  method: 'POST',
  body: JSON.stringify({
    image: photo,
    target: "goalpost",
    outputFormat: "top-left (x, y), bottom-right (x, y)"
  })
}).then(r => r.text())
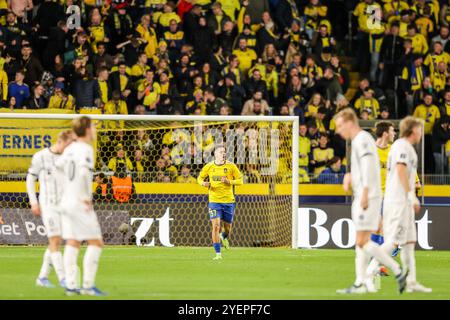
top-left (0, 113), bottom-right (299, 248)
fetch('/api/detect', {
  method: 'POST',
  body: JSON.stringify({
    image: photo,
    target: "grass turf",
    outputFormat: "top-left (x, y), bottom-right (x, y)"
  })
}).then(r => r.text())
top-left (0, 246), bottom-right (449, 300)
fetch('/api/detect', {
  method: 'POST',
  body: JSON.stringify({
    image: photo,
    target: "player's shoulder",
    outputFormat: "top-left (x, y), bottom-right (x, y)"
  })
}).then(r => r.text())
top-left (33, 148), bottom-right (47, 157)
top-left (391, 137), bottom-right (407, 148)
top-left (32, 147), bottom-right (51, 160)
top-left (205, 161), bottom-right (215, 167)
top-left (354, 130), bottom-right (375, 147)
top-left (225, 160), bottom-right (239, 169)
top-left (392, 138), bottom-right (415, 154)
top-left (72, 141), bottom-right (93, 152)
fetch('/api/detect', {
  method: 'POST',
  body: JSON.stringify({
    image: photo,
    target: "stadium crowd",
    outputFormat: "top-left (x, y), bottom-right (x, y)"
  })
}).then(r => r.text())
top-left (0, 0), bottom-right (449, 189)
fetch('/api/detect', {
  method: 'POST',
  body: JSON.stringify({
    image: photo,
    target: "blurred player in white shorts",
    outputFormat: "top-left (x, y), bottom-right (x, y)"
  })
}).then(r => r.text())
top-left (57, 116), bottom-right (105, 296)
top-left (334, 108), bottom-right (408, 294)
top-left (374, 116), bottom-right (431, 293)
top-left (26, 130), bottom-right (73, 288)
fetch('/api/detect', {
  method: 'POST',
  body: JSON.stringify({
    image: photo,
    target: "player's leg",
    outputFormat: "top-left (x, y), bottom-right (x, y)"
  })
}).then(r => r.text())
top-left (370, 218), bottom-right (390, 276)
top-left (36, 247), bottom-right (54, 288)
top-left (370, 219), bottom-right (384, 245)
top-left (36, 208), bottom-right (64, 288)
top-left (211, 218), bottom-right (222, 259)
top-left (340, 199), bottom-right (407, 294)
top-left (359, 230), bottom-right (410, 294)
top-left (77, 209), bottom-right (106, 296)
top-left (209, 203), bottom-right (223, 259)
top-left (220, 203), bottom-right (235, 250)
top-left (48, 236), bottom-right (65, 286)
top-left (367, 203), bottom-right (409, 293)
top-left (81, 238), bottom-right (106, 296)
top-left (64, 239), bottom-right (81, 296)
top-left (61, 208), bottom-right (82, 295)
top-left (338, 201), bottom-right (372, 294)
top-left (221, 222), bottom-right (232, 250)
top-left (402, 208), bottom-right (432, 293)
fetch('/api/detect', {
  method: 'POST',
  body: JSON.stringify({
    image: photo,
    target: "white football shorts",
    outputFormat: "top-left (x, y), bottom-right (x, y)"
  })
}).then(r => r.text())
top-left (351, 196), bottom-right (382, 231)
top-left (40, 204), bottom-right (62, 238)
top-left (383, 202), bottom-right (417, 245)
top-left (61, 203), bottom-right (102, 241)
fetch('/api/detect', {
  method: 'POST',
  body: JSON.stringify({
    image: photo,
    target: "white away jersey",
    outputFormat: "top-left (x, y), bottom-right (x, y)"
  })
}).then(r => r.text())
top-left (56, 141), bottom-right (94, 204)
top-left (384, 138), bottom-right (418, 204)
top-left (350, 130), bottom-right (382, 199)
top-left (27, 148), bottom-right (64, 206)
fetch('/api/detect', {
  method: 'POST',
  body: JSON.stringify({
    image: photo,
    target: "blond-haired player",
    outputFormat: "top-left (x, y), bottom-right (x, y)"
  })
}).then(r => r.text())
top-left (197, 144), bottom-right (243, 260)
top-left (57, 116), bottom-right (105, 296)
top-left (26, 130), bottom-right (73, 288)
top-left (334, 108), bottom-right (408, 294)
top-left (374, 116), bottom-right (432, 293)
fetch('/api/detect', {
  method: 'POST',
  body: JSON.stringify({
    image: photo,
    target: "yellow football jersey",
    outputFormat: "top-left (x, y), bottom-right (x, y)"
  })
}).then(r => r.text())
top-left (377, 144), bottom-right (391, 194)
top-left (197, 161), bottom-right (243, 203)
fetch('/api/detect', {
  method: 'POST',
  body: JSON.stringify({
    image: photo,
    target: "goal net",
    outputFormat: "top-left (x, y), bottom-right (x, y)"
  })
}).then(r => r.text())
top-left (0, 113), bottom-right (299, 248)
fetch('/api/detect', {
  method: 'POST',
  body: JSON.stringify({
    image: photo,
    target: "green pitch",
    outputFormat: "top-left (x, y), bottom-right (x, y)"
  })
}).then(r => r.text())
top-left (1, 246), bottom-right (449, 300)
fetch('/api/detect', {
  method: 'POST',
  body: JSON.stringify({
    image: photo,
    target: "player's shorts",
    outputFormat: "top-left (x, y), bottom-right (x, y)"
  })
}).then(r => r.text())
top-left (40, 205), bottom-right (62, 238)
top-left (383, 202), bottom-right (417, 245)
top-left (208, 202), bottom-right (235, 224)
top-left (351, 196), bottom-right (382, 231)
top-left (61, 203), bottom-right (102, 241)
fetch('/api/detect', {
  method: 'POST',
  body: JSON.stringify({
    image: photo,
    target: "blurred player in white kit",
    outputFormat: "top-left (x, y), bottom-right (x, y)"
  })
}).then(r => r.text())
top-left (334, 108), bottom-right (408, 294)
top-left (368, 116), bottom-right (432, 293)
top-left (27, 130), bottom-right (73, 288)
top-left (57, 116), bottom-right (105, 296)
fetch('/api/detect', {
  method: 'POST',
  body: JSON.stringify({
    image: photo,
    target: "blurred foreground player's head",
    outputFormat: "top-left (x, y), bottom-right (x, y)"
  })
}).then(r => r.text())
top-left (333, 107), bottom-right (360, 141)
top-left (72, 116), bottom-right (96, 143)
top-left (399, 116), bottom-right (424, 145)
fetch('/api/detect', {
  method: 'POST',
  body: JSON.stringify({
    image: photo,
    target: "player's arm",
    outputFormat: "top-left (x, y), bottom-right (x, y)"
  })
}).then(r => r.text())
top-left (396, 162), bottom-right (420, 213)
top-left (77, 148), bottom-right (95, 209)
top-left (359, 143), bottom-right (377, 210)
top-left (229, 164), bottom-right (244, 186)
top-left (26, 153), bottom-right (41, 216)
top-left (396, 163), bottom-right (411, 194)
top-left (394, 148), bottom-right (420, 212)
top-left (343, 172), bottom-right (352, 192)
top-left (197, 163), bottom-right (210, 187)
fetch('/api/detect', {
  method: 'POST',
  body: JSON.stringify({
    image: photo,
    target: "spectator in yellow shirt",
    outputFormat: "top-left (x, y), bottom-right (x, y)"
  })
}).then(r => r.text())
top-left (155, 2), bottom-right (181, 28)
top-left (311, 133), bottom-right (334, 177)
top-left (0, 57), bottom-right (7, 104)
top-left (383, 0), bottom-right (409, 25)
top-left (424, 41), bottom-right (450, 75)
top-left (441, 90), bottom-right (450, 117)
top-left (415, 5), bottom-right (434, 38)
top-left (108, 145), bottom-right (134, 174)
top-left (175, 165), bottom-right (198, 183)
top-left (413, 93), bottom-right (441, 135)
top-left (405, 24), bottom-right (429, 55)
top-left (413, 92), bottom-right (442, 173)
top-left (137, 70), bottom-right (161, 114)
top-left (104, 90), bottom-right (128, 128)
top-left (218, 0), bottom-right (241, 21)
top-left (430, 61), bottom-right (448, 94)
top-left (136, 14), bottom-right (158, 58)
top-left (299, 123), bottom-right (311, 172)
top-left (354, 87), bottom-right (380, 120)
top-left (48, 81), bottom-right (75, 110)
top-left (130, 53), bottom-right (151, 81)
top-left (97, 67), bottom-right (110, 107)
top-left (232, 38), bottom-right (257, 74)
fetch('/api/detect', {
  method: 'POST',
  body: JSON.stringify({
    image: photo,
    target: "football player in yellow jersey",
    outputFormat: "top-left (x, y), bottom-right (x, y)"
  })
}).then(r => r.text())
top-left (198, 145), bottom-right (243, 260)
top-left (371, 121), bottom-right (398, 276)
top-left (375, 121), bottom-right (396, 194)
